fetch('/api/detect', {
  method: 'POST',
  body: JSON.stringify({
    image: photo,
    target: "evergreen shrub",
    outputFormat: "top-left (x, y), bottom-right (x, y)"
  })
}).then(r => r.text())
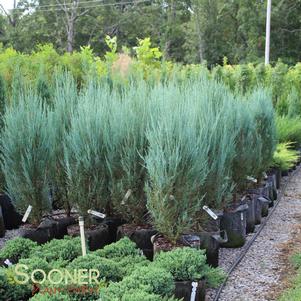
top-left (1, 94), bottom-right (54, 224)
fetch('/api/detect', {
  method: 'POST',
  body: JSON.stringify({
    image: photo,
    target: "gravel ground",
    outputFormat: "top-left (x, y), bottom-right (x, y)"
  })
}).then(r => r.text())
top-left (0, 228), bottom-right (21, 249)
top-left (207, 167), bottom-right (301, 301)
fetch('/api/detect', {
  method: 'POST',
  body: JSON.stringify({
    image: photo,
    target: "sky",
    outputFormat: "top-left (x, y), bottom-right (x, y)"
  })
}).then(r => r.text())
top-left (0, 0), bottom-right (17, 11)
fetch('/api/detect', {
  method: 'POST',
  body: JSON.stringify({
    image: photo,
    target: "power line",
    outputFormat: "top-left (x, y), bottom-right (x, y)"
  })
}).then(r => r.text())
top-left (4, 0), bottom-right (151, 12)
top-left (5, 0), bottom-right (104, 10)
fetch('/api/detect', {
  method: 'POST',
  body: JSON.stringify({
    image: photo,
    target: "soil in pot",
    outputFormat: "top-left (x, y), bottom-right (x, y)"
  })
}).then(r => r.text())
top-left (0, 206), bottom-right (5, 238)
top-left (68, 223), bottom-right (110, 251)
top-left (117, 224), bottom-right (157, 260)
top-left (0, 194), bottom-right (23, 230)
top-left (152, 234), bottom-right (185, 255)
top-left (220, 204), bottom-right (248, 248)
top-left (174, 279), bottom-right (206, 301)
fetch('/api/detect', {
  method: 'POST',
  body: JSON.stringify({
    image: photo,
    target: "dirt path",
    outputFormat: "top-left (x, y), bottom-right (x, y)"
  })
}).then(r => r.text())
top-left (216, 167), bottom-right (301, 301)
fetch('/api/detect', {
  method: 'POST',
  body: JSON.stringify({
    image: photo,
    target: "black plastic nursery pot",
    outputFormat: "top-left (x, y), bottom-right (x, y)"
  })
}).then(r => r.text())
top-left (68, 223), bottom-right (110, 251)
top-left (191, 231), bottom-right (227, 268)
top-left (174, 279), bottom-right (206, 301)
top-left (220, 204), bottom-right (248, 248)
top-left (102, 217), bottom-right (126, 243)
top-left (0, 194), bottom-right (23, 230)
top-left (273, 169), bottom-right (282, 189)
top-left (117, 224), bottom-right (158, 260)
top-left (259, 197), bottom-right (269, 217)
top-left (248, 185), bottom-right (274, 208)
top-left (266, 176), bottom-right (278, 204)
top-left (253, 194), bottom-right (262, 225)
top-left (0, 206), bottom-right (5, 238)
top-left (241, 196), bottom-right (256, 233)
top-left (21, 216), bottom-right (77, 244)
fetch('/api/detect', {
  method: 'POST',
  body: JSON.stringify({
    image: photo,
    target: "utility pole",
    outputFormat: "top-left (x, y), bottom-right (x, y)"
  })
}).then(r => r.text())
top-left (265, 0), bottom-right (272, 65)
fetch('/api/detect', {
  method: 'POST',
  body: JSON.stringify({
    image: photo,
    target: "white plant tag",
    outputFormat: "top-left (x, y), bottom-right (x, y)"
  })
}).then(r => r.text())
top-left (22, 205), bottom-right (32, 222)
top-left (87, 209), bottom-right (106, 219)
top-left (78, 217), bottom-right (86, 256)
top-left (4, 259), bottom-right (13, 266)
top-left (241, 212), bottom-right (244, 221)
top-left (263, 172), bottom-right (268, 179)
top-left (121, 189), bottom-right (132, 205)
top-left (190, 281), bottom-right (198, 301)
top-left (246, 176), bottom-right (257, 183)
top-left (203, 206), bottom-right (218, 220)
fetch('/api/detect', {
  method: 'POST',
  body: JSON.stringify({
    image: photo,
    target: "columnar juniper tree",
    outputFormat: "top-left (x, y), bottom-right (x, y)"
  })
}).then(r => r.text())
top-left (144, 82), bottom-right (209, 243)
top-left (1, 93), bottom-right (54, 224)
top-left (196, 80), bottom-right (238, 209)
top-left (104, 82), bottom-right (149, 223)
top-left (248, 88), bottom-right (277, 181)
top-left (0, 74), bottom-right (6, 190)
top-left (232, 100), bottom-right (261, 193)
top-left (50, 72), bottom-right (78, 215)
top-left (64, 83), bottom-right (108, 219)
top-left (36, 67), bottom-right (52, 108)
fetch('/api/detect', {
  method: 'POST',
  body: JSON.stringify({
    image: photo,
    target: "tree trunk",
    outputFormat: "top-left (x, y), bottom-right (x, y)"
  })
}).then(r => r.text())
top-left (67, 20), bottom-right (74, 53)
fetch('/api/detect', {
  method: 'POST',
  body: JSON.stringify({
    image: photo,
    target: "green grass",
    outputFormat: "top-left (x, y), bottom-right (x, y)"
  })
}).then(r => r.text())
top-left (279, 253), bottom-right (301, 301)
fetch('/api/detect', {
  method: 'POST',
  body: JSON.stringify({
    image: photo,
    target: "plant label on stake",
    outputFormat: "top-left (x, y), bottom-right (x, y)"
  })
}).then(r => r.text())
top-left (78, 216), bottom-right (87, 256)
top-left (246, 176), bottom-right (257, 183)
top-left (190, 281), bottom-right (198, 301)
top-left (87, 209), bottom-right (106, 219)
top-left (4, 259), bottom-right (13, 267)
top-left (121, 189), bottom-right (132, 205)
top-left (263, 172), bottom-right (268, 179)
top-left (22, 205), bottom-right (32, 223)
top-left (203, 206), bottom-right (218, 220)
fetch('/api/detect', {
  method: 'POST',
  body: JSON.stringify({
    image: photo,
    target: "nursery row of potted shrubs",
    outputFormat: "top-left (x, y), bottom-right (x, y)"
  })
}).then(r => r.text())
top-left (0, 73), bottom-right (300, 300)
top-left (0, 236), bottom-right (225, 301)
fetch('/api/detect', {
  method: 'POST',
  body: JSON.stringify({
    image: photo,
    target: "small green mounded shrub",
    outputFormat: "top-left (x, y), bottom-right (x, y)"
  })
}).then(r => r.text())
top-left (96, 237), bottom-right (140, 258)
top-left (67, 253), bottom-right (123, 282)
top-left (105, 290), bottom-right (180, 301)
top-left (276, 116), bottom-right (301, 146)
top-left (30, 292), bottom-right (71, 301)
top-left (154, 247), bottom-right (225, 288)
top-left (0, 237), bottom-right (38, 263)
top-left (272, 143), bottom-right (300, 171)
top-left (18, 257), bottom-right (51, 282)
top-left (115, 255), bottom-right (150, 277)
top-left (0, 266), bottom-right (32, 301)
top-left (30, 236), bottom-right (82, 263)
top-left (100, 265), bottom-right (175, 300)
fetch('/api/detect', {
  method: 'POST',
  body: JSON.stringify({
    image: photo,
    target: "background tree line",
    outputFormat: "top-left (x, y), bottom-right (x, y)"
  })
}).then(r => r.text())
top-left (0, 0), bottom-right (301, 66)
